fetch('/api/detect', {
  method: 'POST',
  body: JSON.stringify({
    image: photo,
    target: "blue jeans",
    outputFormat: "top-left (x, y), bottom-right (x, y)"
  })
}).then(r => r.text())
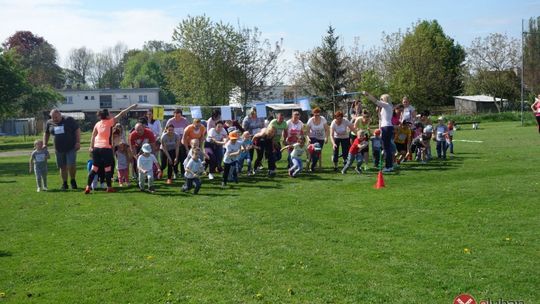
top-left (237, 152), bottom-right (252, 173)
top-left (381, 126), bottom-right (394, 169)
top-left (436, 140), bottom-right (448, 158)
top-left (289, 157), bottom-right (303, 176)
top-left (183, 177), bottom-right (201, 194)
top-left (342, 153), bottom-right (364, 172)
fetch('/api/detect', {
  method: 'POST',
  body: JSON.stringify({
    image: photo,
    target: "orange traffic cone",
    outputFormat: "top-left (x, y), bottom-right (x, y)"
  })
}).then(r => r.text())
top-left (374, 171), bottom-right (385, 189)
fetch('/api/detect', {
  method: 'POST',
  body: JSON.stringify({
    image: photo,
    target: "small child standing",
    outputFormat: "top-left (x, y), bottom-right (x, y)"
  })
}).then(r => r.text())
top-left (370, 129), bottom-right (383, 168)
top-left (434, 116), bottom-right (449, 159)
top-left (238, 131), bottom-right (253, 175)
top-left (182, 147), bottom-right (203, 194)
top-left (222, 132), bottom-right (242, 187)
top-left (137, 143), bottom-right (160, 193)
top-left (281, 136), bottom-right (307, 177)
top-left (342, 130), bottom-right (369, 174)
top-left (116, 142), bottom-right (131, 186)
top-left (29, 140), bottom-right (49, 192)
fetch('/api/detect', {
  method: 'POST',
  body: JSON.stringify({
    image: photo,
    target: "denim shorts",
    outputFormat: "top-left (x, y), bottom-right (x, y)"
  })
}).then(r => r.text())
top-left (56, 149), bottom-right (77, 168)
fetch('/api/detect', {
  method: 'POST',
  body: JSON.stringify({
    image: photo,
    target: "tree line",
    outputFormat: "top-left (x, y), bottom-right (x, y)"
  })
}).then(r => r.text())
top-left (1, 15), bottom-right (539, 120)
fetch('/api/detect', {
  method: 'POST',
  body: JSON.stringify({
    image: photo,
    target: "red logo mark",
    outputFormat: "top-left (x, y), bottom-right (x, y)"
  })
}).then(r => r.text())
top-left (454, 294), bottom-right (476, 304)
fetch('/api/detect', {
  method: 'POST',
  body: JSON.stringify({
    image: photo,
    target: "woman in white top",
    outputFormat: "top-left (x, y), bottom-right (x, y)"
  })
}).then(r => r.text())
top-left (400, 96), bottom-right (417, 123)
top-left (330, 111), bottom-right (356, 171)
top-left (363, 91), bottom-right (395, 172)
top-left (146, 109), bottom-right (162, 138)
top-left (204, 120), bottom-right (228, 179)
top-left (306, 107), bottom-right (329, 171)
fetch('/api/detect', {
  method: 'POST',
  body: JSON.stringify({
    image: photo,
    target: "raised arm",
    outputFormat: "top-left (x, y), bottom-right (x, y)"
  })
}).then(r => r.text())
top-left (362, 91), bottom-right (378, 104)
top-left (114, 104), bottom-right (138, 121)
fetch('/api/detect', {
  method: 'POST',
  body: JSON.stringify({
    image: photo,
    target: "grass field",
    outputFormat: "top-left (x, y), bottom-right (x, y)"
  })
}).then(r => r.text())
top-left (0, 121), bottom-right (539, 303)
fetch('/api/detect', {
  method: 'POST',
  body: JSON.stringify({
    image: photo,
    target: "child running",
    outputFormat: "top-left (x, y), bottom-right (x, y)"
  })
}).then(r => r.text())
top-left (222, 132), bottom-right (242, 187)
top-left (29, 139), bottom-right (50, 192)
top-left (342, 130), bottom-right (369, 174)
top-left (137, 143), bottom-right (160, 193)
top-left (281, 136), bottom-right (307, 177)
top-left (238, 131), bottom-right (253, 175)
top-left (182, 147), bottom-right (203, 194)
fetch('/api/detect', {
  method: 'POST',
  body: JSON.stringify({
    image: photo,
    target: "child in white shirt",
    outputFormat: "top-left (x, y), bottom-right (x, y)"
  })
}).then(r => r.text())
top-left (137, 143), bottom-right (160, 193)
top-left (182, 147), bottom-right (204, 194)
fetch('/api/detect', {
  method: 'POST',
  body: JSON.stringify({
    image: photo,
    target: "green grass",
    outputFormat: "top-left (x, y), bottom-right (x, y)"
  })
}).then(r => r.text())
top-left (0, 122), bottom-right (539, 303)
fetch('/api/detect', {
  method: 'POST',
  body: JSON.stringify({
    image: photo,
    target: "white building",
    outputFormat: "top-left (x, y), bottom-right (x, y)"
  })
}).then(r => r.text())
top-left (56, 88), bottom-right (160, 112)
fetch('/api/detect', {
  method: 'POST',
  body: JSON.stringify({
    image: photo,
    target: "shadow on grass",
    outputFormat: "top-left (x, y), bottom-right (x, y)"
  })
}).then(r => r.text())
top-left (0, 250), bottom-right (13, 257)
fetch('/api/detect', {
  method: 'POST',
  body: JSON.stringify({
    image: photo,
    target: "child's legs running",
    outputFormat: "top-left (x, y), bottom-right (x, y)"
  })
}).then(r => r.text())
top-left (291, 157), bottom-right (302, 176)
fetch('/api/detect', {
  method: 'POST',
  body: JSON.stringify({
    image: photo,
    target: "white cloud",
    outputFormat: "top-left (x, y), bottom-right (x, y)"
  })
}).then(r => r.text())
top-left (0, 0), bottom-right (177, 67)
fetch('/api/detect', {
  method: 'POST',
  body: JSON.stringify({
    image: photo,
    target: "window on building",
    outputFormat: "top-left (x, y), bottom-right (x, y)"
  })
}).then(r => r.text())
top-left (100, 95), bottom-right (112, 108)
top-left (64, 96), bottom-right (73, 104)
top-left (138, 95), bottom-right (148, 103)
top-left (123, 95), bottom-right (128, 99)
top-left (90, 96), bottom-right (95, 100)
top-left (84, 96), bottom-right (88, 100)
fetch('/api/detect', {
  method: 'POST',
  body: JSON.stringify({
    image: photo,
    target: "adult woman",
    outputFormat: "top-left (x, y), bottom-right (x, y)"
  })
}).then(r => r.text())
top-left (182, 118), bottom-right (207, 151)
top-left (166, 109), bottom-right (190, 174)
top-left (363, 91), bottom-right (395, 172)
top-left (242, 107), bottom-right (265, 169)
top-left (160, 124), bottom-right (181, 184)
top-left (206, 109), bottom-right (221, 131)
top-left (252, 127), bottom-right (277, 176)
top-left (330, 111), bottom-right (355, 171)
top-left (401, 96), bottom-right (417, 123)
top-left (85, 104), bottom-right (137, 194)
top-left (146, 109), bottom-right (162, 139)
top-left (306, 107), bottom-right (329, 171)
top-left (531, 94), bottom-right (540, 133)
top-left (205, 120), bottom-right (228, 179)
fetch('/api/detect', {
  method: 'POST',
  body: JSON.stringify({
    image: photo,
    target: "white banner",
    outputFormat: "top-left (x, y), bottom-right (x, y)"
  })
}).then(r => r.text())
top-left (190, 106), bottom-right (202, 119)
top-left (299, 98), bottom-right (311, 111)
top-left (220, 106), bottom-right (232, 121)
top-left (255, 104), bottom-right (267, 119)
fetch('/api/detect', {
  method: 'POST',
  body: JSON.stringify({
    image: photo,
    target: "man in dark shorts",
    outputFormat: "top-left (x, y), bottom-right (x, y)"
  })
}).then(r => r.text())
top-left (44, 109), bottom-right (81, 190)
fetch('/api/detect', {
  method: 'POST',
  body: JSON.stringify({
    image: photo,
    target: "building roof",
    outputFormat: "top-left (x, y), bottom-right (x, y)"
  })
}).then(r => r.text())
top-left (453, 95), bottom-right (507, 102)
top-left (59, 88), bottom-right (160, 94)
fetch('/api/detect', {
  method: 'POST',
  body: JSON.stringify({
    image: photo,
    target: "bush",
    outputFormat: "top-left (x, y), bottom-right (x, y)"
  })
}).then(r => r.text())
top-left (444, 111), bottom-right (535, 123)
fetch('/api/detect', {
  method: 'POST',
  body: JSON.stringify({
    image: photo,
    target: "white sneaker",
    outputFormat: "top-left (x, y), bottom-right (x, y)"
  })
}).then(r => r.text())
top-left (37, 187), bottom-right (41, 192)
top-left (382, 167), bottom-right (394, 173)
top-left (208, 173), bottom-right (214, 180)
top-left (42, 187), bottom-right (48, 191)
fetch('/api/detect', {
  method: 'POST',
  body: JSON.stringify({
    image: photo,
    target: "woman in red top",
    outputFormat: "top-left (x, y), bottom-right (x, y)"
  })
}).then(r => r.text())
top-left (85, 104), bottom-right (137, 194)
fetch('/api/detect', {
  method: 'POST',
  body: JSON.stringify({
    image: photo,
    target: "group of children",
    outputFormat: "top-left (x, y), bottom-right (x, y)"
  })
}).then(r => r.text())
top-left (29, 114), bottom-right (456, 194)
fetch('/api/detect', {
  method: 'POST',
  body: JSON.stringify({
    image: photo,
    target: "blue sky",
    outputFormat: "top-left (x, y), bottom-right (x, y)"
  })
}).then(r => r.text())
top-left (0, 0), bottom-right (538, 69)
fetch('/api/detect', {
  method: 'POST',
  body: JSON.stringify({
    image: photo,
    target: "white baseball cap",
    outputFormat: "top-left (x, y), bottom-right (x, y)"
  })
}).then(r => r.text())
top-left (141, 143), bottom-right (152, 153)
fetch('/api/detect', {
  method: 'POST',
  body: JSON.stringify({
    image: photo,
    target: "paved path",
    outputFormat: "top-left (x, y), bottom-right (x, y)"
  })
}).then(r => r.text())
top-left (0, 149), bottom-right (35, 158)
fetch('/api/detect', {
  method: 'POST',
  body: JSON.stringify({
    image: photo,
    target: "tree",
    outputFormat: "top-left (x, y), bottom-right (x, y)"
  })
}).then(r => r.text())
top-left (89, 42), bottom-right (128, 88)
top-left (296, 26), bottom-right (348, 111)
top-left (387, 20), bottom-right (465, 110)
top-left (172, 15), bottom-right (242, 106)
top-left (523, 16), bottom-right (540, 96)
top-left (0, 48), bottom-right (62, 119)
top-left (2, 31), bottom-right (63, 88)
top-left (465, 33), bottom-right (520, 111)
top-left (0, 49), bottom-right (28, 119)
top-left (66, 46), bottom-right (94, 86)
top-left (121, 49), bottom-right (176, 104)
top-left (143, 40), bottom-right (176, 53)
top-left (234, 25), bottom-right (286, 107)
